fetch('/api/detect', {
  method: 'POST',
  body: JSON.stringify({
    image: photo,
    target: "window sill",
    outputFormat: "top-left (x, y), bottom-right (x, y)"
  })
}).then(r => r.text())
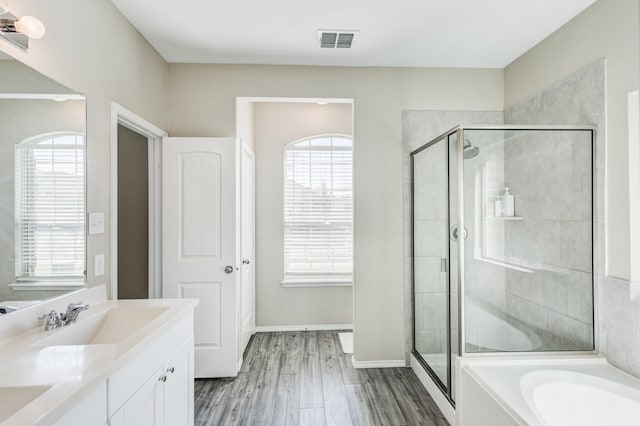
top-left (281, 279), bottom-right (352, 288)
top-left (9, 281), bottom-right (86, 291)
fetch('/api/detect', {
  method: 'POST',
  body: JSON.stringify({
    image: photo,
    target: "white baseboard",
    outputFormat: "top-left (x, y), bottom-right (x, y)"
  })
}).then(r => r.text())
top-left (254, 324), bottom-right (353, 332)
top-left (351, 356), bottom-right (407, 369)
top-left (411, 354), bottom-right (456, 425)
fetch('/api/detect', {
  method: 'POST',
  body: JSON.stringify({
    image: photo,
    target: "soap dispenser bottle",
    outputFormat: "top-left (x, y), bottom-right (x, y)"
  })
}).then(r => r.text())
top-left (494, 194), bottom-right (504, 217)
top-left (502, 187), bottom-right (515, 217)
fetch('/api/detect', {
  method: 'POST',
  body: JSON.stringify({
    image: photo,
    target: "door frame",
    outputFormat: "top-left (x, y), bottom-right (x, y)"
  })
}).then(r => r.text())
top-left (110, 102), bottom-right (167, 300)
top-left (239, 140), bottom-right (256, 353)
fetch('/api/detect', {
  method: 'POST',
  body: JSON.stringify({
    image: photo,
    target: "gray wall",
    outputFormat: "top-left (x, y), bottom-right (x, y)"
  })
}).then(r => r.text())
top-left (117, 125), bottom-right (148, 300)
top-left (168, 64), bottom-right (504, 362)
top-left (2, 0), bottom-right (168, 294)
top-left (254, 102), bottom-right (353, 327)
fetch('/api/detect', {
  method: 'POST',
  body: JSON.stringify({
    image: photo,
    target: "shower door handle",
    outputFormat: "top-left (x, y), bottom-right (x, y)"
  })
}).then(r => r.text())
top-left (450, 225), bottom-right (468, 242)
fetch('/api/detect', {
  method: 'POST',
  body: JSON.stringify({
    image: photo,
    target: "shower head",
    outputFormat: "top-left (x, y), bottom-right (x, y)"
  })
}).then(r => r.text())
top-left (463, 139), bottom-right (480, 159)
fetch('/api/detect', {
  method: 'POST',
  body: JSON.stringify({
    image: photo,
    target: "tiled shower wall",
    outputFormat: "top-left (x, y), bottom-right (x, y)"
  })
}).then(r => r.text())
top-left (502, 63), bottom-right (602, 351)
top-left (505, 60), bottom-right (640, 377)
top-left (404, 59), bottom-right (640, 379)
top-left (402, 110), bottom-right (503, 363)
top-left (499, 130), bottom-right (594, 350)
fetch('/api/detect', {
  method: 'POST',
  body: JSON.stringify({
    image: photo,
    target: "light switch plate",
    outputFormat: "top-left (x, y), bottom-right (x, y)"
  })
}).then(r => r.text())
top-left (94, 254), bottom-right (104, 277)
top-left (89, 212), bottom-right (104, 235)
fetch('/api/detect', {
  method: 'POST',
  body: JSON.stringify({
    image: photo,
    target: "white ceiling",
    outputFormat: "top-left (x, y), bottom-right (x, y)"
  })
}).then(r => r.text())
top-left (110, 0), bottom-right (596, 68)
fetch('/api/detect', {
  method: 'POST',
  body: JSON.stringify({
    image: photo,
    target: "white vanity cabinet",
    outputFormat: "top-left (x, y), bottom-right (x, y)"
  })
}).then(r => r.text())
top-left (109, 366), bottom-right (163, 426)
top-left (0, 291), bottom-right (197, 426)
top-left (162, 340), bottom-right (194, 425)
top-left (52, 381), bottom-right (108, 426)
top-left (108, 316), bottom-right (194, 426)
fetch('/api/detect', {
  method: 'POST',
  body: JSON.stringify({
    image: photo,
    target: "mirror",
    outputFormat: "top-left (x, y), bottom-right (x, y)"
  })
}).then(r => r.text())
top-left (0, 51), bottom-right (86, 314)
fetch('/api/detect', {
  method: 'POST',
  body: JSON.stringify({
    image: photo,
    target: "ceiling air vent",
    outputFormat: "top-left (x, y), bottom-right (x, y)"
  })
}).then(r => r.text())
top-left (318, 30), bottom-right (356, 49)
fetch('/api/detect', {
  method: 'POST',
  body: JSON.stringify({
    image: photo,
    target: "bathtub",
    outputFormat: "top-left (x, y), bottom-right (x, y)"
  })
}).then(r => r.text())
top-left (457, 356), bottom-right (640, 426)
top-left (465, 299), bottom-right (542, 352)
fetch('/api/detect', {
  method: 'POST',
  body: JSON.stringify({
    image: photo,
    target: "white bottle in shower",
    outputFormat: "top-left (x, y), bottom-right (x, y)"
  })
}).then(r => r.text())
top-left (502, 187), bottom-right (515, 217)
top-left (494, 195), bottom-right (504, 217)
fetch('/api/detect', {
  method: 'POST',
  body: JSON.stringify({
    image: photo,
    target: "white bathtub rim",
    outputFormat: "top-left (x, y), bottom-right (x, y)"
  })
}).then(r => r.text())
top-left (520, 369), bottom-right (640, 426)
top-left (458, 356), bottom-right (640, 426)
top-left (461, 363), bottom-right (534, 425)
top-left (457, 356), bottom-right (607, 426)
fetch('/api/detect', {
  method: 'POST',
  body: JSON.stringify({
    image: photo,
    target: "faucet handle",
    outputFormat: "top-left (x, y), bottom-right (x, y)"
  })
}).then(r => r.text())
top-left (67, 301), bottom-right (89, 310)
top-left (38, 310), bottom-right (58, 321)
top-left (38, 310), bottom-right (61, 329)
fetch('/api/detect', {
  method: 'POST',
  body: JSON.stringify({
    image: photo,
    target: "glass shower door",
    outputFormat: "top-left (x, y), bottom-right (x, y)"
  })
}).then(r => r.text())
top-left (412, 136), bottom-right (450, 394)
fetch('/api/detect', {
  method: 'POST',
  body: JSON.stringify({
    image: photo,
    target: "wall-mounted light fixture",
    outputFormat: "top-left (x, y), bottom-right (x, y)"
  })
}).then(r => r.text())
top-left (0, 1), bottom-right (45, 51)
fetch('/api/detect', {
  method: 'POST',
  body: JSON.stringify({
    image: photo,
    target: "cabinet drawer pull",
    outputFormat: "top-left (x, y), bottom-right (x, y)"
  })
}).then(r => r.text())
top-left (159, 375), bottom-right (167, 382)
top-left (167, 367), bottom-right (175, 373)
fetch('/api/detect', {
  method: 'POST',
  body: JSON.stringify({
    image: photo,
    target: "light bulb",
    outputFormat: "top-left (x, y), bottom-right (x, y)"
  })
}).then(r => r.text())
top-left (0, 0), bottom-right (9, 15)
top-left (15, 15), bottom-right (45, 39)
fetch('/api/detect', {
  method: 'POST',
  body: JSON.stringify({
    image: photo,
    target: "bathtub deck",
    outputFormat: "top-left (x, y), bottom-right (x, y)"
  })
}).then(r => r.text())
top-left (194, 331), bottom-right (449, 425)
top-left (457, 356), bottom-right (634, 426)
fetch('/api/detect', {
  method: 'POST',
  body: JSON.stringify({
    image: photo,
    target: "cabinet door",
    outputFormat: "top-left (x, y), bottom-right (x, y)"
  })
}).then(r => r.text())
top-left (110, 367), bottom-right (163, 426)
top-left (52, 381), bottom-right (107, 426)
top-left (163, 339), bottom-right (194, 426)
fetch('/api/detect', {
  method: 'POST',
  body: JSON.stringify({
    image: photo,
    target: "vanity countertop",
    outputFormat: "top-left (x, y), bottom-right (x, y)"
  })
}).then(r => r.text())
top-left (0, 288), bottom-right (198, 425)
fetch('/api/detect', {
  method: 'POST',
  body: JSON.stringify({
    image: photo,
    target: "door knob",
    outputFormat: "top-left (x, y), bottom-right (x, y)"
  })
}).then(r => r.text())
top-left (242, 259), bottom-right (250, 265)
top-left (224, 265), bottom-right (234, 274)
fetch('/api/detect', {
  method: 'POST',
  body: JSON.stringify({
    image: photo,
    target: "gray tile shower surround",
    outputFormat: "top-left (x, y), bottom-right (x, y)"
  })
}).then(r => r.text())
top-left (404, 60), bottom-right (640, 379)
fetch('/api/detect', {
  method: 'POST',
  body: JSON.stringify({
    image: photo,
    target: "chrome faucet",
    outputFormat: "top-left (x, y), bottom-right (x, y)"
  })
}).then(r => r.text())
top-left (37, 302), bottom-right (90, 331)
top-left (60, 302), bottom-right (90, 325)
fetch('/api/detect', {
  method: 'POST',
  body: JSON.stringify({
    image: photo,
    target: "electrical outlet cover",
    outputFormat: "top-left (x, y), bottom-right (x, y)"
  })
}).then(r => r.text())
top-left (94, 254), bottom-right (104, 277)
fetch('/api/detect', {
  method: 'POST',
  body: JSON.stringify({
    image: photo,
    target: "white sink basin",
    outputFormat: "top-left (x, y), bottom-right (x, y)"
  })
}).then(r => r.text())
top-left (0, 385), bottom-right (51, 422)
top-left (32, 307), bottom-right (169, 347)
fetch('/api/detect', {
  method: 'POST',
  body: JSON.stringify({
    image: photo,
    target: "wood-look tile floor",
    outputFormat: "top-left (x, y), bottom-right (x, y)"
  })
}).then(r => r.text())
top-left (195, 331), bottom-right (449, 426)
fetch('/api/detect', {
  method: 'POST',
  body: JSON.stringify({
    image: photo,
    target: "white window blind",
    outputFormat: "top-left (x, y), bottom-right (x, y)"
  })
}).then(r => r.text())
top-left (15, 133), bottom-right (85, 281)
top-left (284, 135), bottom-right (352, 283)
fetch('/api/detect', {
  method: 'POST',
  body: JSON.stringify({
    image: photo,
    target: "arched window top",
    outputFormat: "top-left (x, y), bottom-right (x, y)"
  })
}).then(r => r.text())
top-left (286, 134), bottom-right (352, 150)
top-left (18, 132), bottom-right (84, 148)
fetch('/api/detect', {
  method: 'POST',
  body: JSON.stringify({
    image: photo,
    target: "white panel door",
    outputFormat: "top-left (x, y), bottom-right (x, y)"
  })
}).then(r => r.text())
top-left (240, 143), bottom-right (255, 353)
top-left (162, 137), bottom-right (238, 378)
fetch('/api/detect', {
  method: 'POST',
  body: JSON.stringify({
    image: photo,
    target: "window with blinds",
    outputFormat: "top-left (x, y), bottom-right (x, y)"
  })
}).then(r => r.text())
top-left (15, 133), bottom-right (85, 282)
top-left (283, 135), bottom-right (353, 285)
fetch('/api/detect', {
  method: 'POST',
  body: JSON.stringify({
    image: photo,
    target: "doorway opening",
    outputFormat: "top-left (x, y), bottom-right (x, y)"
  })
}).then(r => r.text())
top-left (110, 103), bottom-right (167, 300)
top-left (117, 125), bottom-right (149, 299)
top-left (236, 97), bottom-right (355, 348)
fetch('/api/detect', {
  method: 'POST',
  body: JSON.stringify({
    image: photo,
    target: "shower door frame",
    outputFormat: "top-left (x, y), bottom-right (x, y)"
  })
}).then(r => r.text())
top-left (411, 124), bottom-right (598, 407)
top-left (410, 127), bottom-right (458, 406)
